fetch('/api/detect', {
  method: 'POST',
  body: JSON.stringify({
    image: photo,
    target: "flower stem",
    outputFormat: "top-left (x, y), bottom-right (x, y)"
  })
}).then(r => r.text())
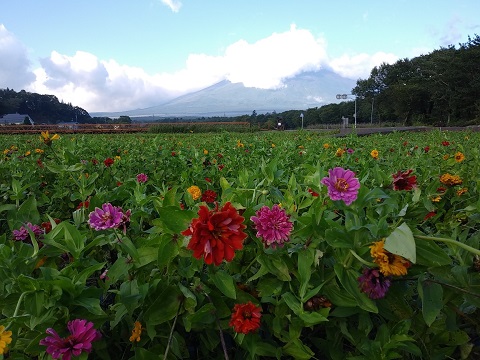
top-left (414, 235), bottom-right (480, 256)
top-left (5, 291), bottom-right (30, 330)
top-left (204, 293), bottom-right (229, 360)
top-left (164, 299), bottom-right (183, 359)
top-left (349, 249), bottom-right (376, 267)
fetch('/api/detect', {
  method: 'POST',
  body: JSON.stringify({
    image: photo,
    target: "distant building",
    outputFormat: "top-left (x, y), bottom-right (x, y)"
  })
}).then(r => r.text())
top-left (0, 113), bottom-right (34, 125)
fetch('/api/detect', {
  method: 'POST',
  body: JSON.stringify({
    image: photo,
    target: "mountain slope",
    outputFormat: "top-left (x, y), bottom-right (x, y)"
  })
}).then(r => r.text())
top-left (97, 70), bottom-right (356, 117)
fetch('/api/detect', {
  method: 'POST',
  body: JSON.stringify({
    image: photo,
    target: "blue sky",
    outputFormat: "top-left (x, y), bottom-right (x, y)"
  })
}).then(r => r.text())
top-left (1, 0), bottom-right (479, 112)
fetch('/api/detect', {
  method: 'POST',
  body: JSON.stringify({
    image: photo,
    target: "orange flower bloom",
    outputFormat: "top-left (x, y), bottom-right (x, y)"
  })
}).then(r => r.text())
top-left (187, 185), bottom-right (202, 200)
top-left (440, 173), bottom-right (462, 186)
top-left (129, 321), bottom-right (142, 342)
top-left (370, 239), bottom-right (410, 276)
top-left (454, 152), bottom-right (465, 162)
top-left (370, 149), bottom-right (379, 159)
top-left (456, 187), bottom-right (468, 196)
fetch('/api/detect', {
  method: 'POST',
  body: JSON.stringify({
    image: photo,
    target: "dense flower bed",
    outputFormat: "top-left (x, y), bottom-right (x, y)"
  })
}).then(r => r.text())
top-left (0, 130), bottom-right (479, 359)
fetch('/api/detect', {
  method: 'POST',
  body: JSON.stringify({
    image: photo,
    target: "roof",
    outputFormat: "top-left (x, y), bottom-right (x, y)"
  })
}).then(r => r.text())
top-left (0, 113), bottom-right (34, 125)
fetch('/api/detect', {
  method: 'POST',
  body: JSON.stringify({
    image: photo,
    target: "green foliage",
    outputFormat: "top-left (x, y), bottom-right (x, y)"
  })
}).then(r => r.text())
top-left (0, 130), bottom-right (479, 359)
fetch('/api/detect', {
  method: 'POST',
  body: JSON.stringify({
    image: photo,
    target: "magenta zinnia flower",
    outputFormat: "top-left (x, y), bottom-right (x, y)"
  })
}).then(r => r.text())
top-left (358, 268), bottom-right (391, 299)
top-left (321, 167), bottom-right (360, 206)
top-left (88, 203), bottom-right (131, 232)
top-left (12, 223), bottom-right (44, 241)
top-left (40, 319), bottom-right (101, 360)
top-left (136, 173), bottom-right (148, 183)
top-left (250, 204), bottom-right (293, 248)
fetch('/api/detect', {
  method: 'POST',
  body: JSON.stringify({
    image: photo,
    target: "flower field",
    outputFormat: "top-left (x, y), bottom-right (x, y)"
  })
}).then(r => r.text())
top-left (0, 129), bottom-right (479, 359)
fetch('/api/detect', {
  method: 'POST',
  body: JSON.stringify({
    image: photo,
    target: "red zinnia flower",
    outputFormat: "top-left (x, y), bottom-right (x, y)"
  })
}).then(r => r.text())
top-left (441, 141), bottom-right (450, 146)
top-left (218, 164), bottom-right (225, 171)
top-left (171, 151), bottom-right (176, 156)
top-left (308, 188), bottom-right (319, 197)
top-left (392, 169), bottom-right (417, 191)
top-left (77, 199), bottom-right (90, 209)
top-left (181, 202), bottom-right (247, 265)
top-left (103, 158), bottom-right (114, 167)
top-left (201, 189), bottom-right (217, 203)
top-left (424, 146), bottom-right (430, 153)
top-left (205, 177), bottom-right (212, 183)
top-left (229, 301), bottom-right (262, 334)
top-left (423, 211), bottom-right (436, 221)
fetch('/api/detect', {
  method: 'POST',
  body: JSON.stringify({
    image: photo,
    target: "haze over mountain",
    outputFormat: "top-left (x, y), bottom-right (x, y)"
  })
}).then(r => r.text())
top-left (92, 70), bottom-right (356, 118)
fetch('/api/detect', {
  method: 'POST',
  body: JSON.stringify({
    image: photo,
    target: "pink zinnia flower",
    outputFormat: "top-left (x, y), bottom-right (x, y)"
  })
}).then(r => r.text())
top-left (136, 173), bottom-right (148, 183)
top-left (250, 205), bottom-right (293, 248)
top-left (40, 319), bottom-right (101, 360)
top-left (88, 203), bottom-right (131, 232)
top-left (12, 223), bottom-right (44, 241)
top-left (321, 167), bottom-right (360, 206)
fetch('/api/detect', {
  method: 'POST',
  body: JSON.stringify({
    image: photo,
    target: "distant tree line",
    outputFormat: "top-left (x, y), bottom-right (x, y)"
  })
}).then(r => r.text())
top-left (0, 89), bottom-right (132, 124)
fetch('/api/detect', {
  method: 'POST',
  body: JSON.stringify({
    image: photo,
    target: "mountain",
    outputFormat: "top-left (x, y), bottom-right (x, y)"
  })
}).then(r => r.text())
top-left (94, 69), bottom-right (356, 118)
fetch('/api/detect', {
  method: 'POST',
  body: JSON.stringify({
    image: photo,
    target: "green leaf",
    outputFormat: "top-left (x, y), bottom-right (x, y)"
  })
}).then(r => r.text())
top-left (43, 221), bottom-right (85, 259)
top-left (385, 223), bottom-right (416, 263)
top-left (299, 308), bottom-right (329, 326)
top-left (8, 196), bottom-right (40, 230)
top-left (297, 248), bottom-right (314, 300)
top-left (334, 264), bottom-right (378, 313)
top-left (283, 339), bottom-right (314, 360)
top-left (156, 234), bottom-right (179, 268)
top-left (282, 292), bottom-right (302, 315)
top-left (136, 246), bottom-right (158, 268)
top-left (415, 238), bottom-right (451, 267)
top-left (144, 285), bottom-right (182, 327)
top-left (157, 206), bottom-right (196, 234)
top-left (418, 279), bottom-right (443, 326)
top-left (211, 270), bottom-right (236, 299)
top-left (72, 296), bottom-right (106, 316)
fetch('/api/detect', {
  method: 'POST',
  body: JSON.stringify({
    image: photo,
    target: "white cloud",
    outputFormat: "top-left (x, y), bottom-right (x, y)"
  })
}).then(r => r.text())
top-left (2, 23), bottom-right (401, 112)
top-left (223, 24), bottom-right (327, 88)
top-left (328, 52), bottom-right (399, 79)
top-left (0, 24), bottom-right (35, 89)
top-left (161, 0), bottom-right (182, 12)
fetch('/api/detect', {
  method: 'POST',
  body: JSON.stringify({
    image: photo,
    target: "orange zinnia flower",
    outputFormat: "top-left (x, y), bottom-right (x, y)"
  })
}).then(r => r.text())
top-left (370, 149), bottom-right (379, 159)
top-left (454, 152), bottom-right (465, 162)
top-left (370, 239), bottom-right (410, 276)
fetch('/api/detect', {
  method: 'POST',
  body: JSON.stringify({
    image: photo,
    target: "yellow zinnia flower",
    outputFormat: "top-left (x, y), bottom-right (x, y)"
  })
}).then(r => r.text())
top-left (24, 150), bottom-right (31, 156)
top-left (35, 148), bottom-right (44, 154)
top-left (187, 185), bottom-right (202, 200)
top-left (335, 148), bottom-right (345, 157)
top-left (129, 321), bottom-right (143, 343)
top-left (203, 149), bottom-right (209, 155)
top-left (370, 239), bottom-right (410, 276)
top-left (370, 149), bottom-right (379, 159)
top-left (454, 152), bottom-right (465, 163)
top-left (40, 131), bottom-right (60, 146)
top-left (456, 187), bottom-right (468, 196)
top-left (271, 143), bottom-right (276, 148)
top-left (0, 325), bottom-right (13, 355)
top-left (323, 143), bottom-right (330, 149)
